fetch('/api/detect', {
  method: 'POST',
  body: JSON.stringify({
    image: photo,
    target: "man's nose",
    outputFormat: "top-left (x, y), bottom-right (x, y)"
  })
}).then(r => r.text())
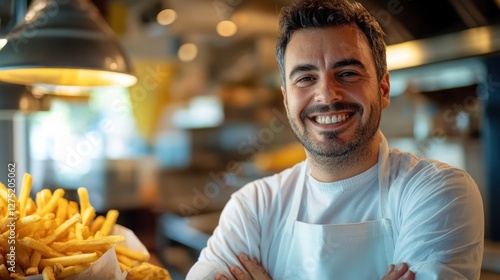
top-left (314, 78), bottom-right (342, 103)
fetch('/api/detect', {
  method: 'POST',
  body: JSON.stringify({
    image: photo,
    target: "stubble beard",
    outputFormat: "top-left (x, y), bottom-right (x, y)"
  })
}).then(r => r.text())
top-left (287, 101), bottom-right (382, 171)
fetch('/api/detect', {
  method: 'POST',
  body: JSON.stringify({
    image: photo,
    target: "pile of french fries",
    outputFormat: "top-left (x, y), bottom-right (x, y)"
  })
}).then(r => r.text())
top-left (0, 173), bottom-right (171, 280)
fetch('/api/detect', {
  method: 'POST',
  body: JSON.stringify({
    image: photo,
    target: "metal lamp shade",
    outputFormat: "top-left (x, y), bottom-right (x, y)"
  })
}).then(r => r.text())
top-left (0, 0), bottom-right (137, 88)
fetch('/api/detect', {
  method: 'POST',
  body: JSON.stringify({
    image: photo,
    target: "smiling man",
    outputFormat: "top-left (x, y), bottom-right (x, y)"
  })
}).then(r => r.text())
top-left (186, 1), bottom-right (484, 279)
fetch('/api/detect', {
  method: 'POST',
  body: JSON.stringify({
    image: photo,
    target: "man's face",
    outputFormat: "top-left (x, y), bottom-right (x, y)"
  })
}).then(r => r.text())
top-left (281, 25), bottom-right (390, 158)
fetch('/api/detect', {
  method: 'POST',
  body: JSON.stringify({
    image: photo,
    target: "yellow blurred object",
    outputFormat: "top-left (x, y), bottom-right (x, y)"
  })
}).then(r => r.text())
top-left (107, 2), bottom-right (129, 36)
top-left (254, 142), bottom-right (306, 173)
top-left (129, 60), bottom-right (176, 143)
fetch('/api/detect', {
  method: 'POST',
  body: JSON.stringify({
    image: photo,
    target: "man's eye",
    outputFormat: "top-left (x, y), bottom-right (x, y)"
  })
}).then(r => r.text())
top-left (297, 76), bottom-right (314, 83)
top-left (339, 72), bottom-right (357, 77)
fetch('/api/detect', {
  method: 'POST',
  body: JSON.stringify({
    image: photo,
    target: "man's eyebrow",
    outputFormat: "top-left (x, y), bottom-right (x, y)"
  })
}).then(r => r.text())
top-left (288, 64), bottom-right (318, 80)
top-left (333, 58), bottom-right (365, 69)
top-left (288, 59), bottom-right (366, 80)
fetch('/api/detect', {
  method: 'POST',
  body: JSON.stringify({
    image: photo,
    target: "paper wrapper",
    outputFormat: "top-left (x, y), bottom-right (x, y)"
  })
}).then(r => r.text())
top-left (26, 224), bottom-right (150, 280)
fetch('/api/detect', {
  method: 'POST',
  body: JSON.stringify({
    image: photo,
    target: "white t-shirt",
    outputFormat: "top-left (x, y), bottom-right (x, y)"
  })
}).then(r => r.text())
top-left (187, 140), bottom-right (484, 280)
top-left (299, 163), bottom-right (379, 224)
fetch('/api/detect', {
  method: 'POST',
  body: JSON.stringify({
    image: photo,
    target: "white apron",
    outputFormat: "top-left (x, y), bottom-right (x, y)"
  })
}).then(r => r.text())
top-left (274, 143), bottom-right (394, 280)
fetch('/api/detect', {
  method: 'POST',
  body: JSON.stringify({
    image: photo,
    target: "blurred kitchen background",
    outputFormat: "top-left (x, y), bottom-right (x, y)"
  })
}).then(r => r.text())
top-left (1, 0), bottom-right (500, 279)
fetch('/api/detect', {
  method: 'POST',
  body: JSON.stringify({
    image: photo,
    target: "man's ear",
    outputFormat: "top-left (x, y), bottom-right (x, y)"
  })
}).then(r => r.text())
top-left (281, 86), bottom-right (288, 110)
top-left (380, 72), bottom-right (390, 109)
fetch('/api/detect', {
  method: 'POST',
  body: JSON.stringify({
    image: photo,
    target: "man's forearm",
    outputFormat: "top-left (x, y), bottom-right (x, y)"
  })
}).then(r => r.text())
top-left (215, 253), bottom-right (415, 280)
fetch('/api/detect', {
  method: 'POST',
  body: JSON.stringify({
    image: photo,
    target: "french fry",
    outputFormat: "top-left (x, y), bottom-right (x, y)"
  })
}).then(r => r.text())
top-left (89, 215), bottom-right (105, 236)
top-left (42, 265), bottom-right (56, 280)
top-left (27, 251), bottom-right (42, 275)
top-left (16, 214), bottom-right (41, 229)
top-left (67, 201), bottom-right (79, 219)
top-left (0, 216), bottom-right (12, 233)
top-left (42, 213), bottom-right (55, 220)
top-left (0, 264), bottom-right (9, 279)
top-left (15, 243), bottom-right (31, 271)
top-left (75, 223), bottom-right (84, 240)
top-left (17, 219), bottom-right (45, 239)
top-left (36, 189), bottom-right (52, 210)
top-left (118, 261), bottom-right (129, 272)
top-left (126, 262), bottom-right (172, 280)
top-left (77, 187), bottom-right (91, 214)
top-left (0, 199), bottom-right (6, 215)
top-left (26, 266), bottom-right (39, 276)
top-left (81, 205), bottom-right (96, 227)
top-left (0, 181), bottom-right (8, 204)
top-left (10, 272), bottom-right (25, 279)
top-left (117, 253), bottom-right (138, 268)
top-left (25, 197), bottom-right (37, 216)
top-left (18, 173), bottom-right (33, 217)
top-left (53, 263), bottom-right (64, 275)
top-left (55, 198), bottom-right (68, 222)
top-left (94, 231), bottom-right (105, 239)
top-left (100, 209), bottom-right (119, 236)
top-left (55, 263), bottom-right (91, 278)
top-left (115, 244), bottom-right (150, 262)
top-left (37, 188), bottom-right (65, 217)
top-left (0, 234), bottom-right (10, 250)
top-left (41, 213), bottom-right (80, 244)
top-left (20, 237), bottom-right (65, 258)
top-left (51, 235), bottom-right (125, 252)
top-left (39, 252), bottom-right (98, 268)
top-left (35, 192), bottom-right (43, 211)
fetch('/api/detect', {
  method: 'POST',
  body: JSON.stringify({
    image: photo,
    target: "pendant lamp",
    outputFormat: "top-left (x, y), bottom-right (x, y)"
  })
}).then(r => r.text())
top-left (0, 0), bottom-right (137, 88)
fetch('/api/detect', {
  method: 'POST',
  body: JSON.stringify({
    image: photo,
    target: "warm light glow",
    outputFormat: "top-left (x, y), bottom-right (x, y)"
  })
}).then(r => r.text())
top-left (33, 84), bottom-right (93, 96)
top-left (32, 86), bottom-right (49, 98)
top-left (157, 9), bottom-right (177, 25)
top-left (0, 39), bottom-right (7, 51)
top-left (387, 42), bottom-right (424, 71)
top-left (216, 20), bottom-right (238, 37)
top-left (0, 68), bottom-right (137, 87)
top-left (25, 1), bottom-right (48, 21)
top-left (386, 26), bottom-right (500, 71)
top-left (466, 27), bottom-right (494, 54)
top-left (178, 43), bottom-right (198, 62)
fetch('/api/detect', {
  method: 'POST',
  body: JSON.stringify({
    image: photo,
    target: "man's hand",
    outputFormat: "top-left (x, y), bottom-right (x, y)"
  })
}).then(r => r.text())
top-left (215, 254), bottom-right (272, 280)
top-left (382, 263), bottom-right (415, 280)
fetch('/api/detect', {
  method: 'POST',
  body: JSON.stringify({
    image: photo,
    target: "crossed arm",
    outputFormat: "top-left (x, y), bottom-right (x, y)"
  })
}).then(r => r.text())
top-left (215, 254), bottom-right (415, 280)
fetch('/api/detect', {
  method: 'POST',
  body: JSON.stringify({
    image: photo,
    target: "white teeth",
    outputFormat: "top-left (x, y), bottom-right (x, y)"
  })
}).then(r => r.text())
top-left (315, 114), bottom-right (349, 124)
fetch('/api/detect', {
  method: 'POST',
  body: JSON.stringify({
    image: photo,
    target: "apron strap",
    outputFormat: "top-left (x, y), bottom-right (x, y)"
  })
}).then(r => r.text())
top-left (289, 163), bottom-right (307, 221)
top-left (274, 161), bottom-right (307, 277)
top-left (377, 131), bottom-right (395, 260)
top-left (378, 131), bottom-right (391, 219)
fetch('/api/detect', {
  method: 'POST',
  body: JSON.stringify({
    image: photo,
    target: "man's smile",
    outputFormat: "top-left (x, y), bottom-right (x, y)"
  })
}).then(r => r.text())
top-left (313, 113), bottom-right (353, 124)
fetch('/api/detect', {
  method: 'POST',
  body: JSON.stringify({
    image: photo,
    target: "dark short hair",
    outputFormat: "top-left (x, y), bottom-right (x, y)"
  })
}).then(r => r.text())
top-left (276, 0), bottom-right (387, 86)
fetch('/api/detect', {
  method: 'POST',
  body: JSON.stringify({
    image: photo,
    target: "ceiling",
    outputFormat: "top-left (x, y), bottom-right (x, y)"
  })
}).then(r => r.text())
top-left (359, 0), bottom-right (500, 44)
top-left (3, 0), bottom-right (500, 48)
top-left (120, 0), bottom-right (500, 44)
top-left (2, 0), bottom-right (500, 67)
